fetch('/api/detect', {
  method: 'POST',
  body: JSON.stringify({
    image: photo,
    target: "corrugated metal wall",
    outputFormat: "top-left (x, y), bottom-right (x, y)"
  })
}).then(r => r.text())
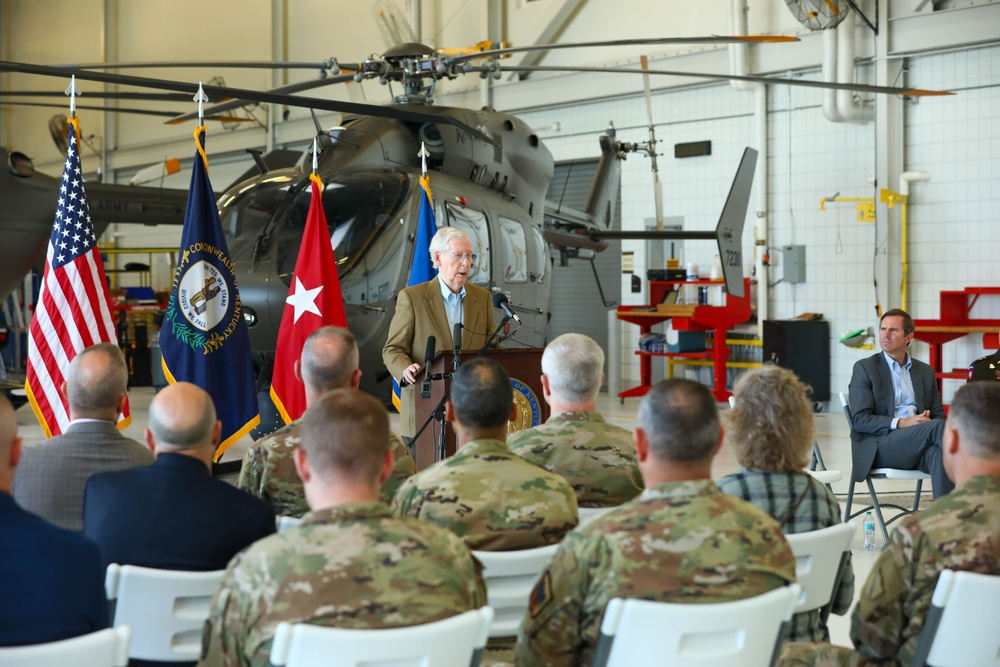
top-left (546, 159), bottom-right (622, 387)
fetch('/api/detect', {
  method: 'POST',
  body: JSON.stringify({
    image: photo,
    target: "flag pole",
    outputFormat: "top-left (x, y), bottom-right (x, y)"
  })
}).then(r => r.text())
top-left (64, 75), bottom-right (80, 119)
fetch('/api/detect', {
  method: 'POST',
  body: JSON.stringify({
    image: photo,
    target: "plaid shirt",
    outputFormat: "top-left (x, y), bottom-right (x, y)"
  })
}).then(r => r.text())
top-left (717, 469), bottom-right (855, 643)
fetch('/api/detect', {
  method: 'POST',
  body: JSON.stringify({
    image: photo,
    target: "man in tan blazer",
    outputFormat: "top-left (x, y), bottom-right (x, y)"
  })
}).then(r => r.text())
top-left (383, 227), bottom-right (497, 438)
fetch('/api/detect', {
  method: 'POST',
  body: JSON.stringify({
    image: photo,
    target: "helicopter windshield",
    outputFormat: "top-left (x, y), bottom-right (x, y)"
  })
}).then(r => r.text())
top-left (276, 169), bottom-right (410, 286)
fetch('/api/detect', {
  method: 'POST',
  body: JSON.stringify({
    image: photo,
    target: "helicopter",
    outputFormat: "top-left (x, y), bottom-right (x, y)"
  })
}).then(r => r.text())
top-left (0, 32), bottom-right (950, 426)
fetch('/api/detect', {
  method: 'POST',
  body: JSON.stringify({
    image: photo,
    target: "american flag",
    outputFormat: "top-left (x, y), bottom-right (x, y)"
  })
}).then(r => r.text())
top-left (25, 116), bottom-right (129, 437)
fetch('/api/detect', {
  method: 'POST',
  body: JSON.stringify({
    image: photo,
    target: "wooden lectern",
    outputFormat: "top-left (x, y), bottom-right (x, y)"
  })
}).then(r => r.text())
top-left (410, 348), bottom-right (548, 469)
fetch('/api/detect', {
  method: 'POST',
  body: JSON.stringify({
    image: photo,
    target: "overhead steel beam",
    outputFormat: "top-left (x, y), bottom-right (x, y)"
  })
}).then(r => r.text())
top-left (507, 0), bottom-right (586, 80)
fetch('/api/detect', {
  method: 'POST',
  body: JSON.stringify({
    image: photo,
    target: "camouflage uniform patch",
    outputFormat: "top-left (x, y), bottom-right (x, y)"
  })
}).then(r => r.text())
top-left (390, 438), bottom-right (578, 551)
top-left (196, 501), bottom-right (486, 667)
top-left (514, 479), bottom-right (796, 667)
top-left (507, 411), bottom-right (643, 508)
top-left (777, 474), bottom-right (1000, 667)
top-left (237, 420), bottom-right (416, 516)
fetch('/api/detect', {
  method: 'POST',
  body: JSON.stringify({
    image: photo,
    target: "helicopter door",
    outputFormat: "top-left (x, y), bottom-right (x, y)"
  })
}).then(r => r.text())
top-left (441, 201), bottom-right (492, 287)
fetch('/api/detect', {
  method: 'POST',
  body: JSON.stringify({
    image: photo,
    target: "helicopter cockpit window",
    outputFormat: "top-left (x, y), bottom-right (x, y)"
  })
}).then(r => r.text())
top-left (276, 170), bottom-right (409, 286)
top-left (220, 176), bottom-right (295, 248)
top-left (498, 217), bottom-right (527, 283)
top-left (443, 202), bottom-right (491, 285)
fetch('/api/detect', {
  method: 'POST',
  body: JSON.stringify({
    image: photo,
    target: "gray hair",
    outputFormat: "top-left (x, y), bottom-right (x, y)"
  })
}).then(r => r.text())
top-left (429, 227), bottom-right (470, 269)
top-left (948, 381), bottom-right (1000, 458)
top-left (541, 333), bottom-right (604, 403)
top-left (300, 326), bottom-right (359, 392)
top-left (66, 343), bottom-right (129, 414)
top-left (638, 379), bottom-right (720, 463)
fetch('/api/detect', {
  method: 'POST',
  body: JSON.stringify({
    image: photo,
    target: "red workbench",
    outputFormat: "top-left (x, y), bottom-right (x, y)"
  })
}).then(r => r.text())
top-left (617, 278), bottom-right (752, 403)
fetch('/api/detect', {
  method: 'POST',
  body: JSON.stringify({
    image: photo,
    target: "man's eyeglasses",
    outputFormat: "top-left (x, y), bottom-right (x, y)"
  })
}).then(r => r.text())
top-left (441, 251), bottom-right (478, 264)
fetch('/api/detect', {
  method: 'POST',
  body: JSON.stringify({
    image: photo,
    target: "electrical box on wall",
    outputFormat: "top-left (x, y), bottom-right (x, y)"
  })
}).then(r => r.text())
top-left (782, 245), bottom-right (806, 283)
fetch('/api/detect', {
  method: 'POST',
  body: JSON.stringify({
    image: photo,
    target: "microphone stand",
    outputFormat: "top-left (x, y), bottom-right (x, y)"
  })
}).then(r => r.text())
top-left (410, 314), bottom-right (513, 462)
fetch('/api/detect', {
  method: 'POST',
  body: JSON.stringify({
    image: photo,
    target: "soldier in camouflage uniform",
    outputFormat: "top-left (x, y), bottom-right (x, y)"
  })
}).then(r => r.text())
top-left (238, 326), bottom-right (415, 514)
top-left (779, 381), bottom-right (1000, 667)
top-left (391, 357), bottom-right (578, 551)
top-left (515, 379), bottom-right (797, 667)
top-left (507, 333), bottom-right (642, 507)
top-left (198, 389), bottom-right (486, 667)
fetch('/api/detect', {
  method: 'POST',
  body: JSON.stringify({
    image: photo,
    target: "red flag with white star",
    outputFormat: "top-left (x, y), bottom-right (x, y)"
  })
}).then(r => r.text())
top-left (269, 174), bottom-right (347, 423)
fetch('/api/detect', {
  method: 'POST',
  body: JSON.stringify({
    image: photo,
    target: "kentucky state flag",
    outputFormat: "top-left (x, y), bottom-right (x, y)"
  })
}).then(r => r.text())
top-left (391, 173), bottom-right (438, 410)
top-left (160, 126), bottom-right (259, 458)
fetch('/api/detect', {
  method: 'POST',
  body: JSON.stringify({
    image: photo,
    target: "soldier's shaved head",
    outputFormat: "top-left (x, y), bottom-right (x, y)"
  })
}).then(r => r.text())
top-left (450, 358), bottom-right (512, 429)
top-left (638, 379), bottom-right (720, 463)
top-left (300, 326), bottom-right (359, 392)
top-left (947, 382), bottom-right (1000, 459)
top-left (300, 388), bottom-right (389, 483)
top-left (148, 382), bottom-right (218, 451)
top-left (65, 343), bottom-right (129, 419)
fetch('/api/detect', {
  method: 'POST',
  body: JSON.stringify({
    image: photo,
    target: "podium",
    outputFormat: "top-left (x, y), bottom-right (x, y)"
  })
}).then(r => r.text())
top-left (411, 348), bottom-right (548, 469)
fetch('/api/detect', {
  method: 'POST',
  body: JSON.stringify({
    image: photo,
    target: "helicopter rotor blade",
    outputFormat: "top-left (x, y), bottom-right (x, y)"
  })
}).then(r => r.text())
top-left (639, 55), bottom-right (665, 233)
top-left (0, 89), bottom-right (192, 102)
top-left (0, 100), bottom-right (187, 118)
top-left (449, 35), bottom-right (799, 64)
top-left (482, 64), bottom-right (954, 97)
top-left (167, 73), bottom-right (358, 123)
top-left (0, 60), bottom-right (499, 147)
top-left (58, 60), bottom-right (333, 71)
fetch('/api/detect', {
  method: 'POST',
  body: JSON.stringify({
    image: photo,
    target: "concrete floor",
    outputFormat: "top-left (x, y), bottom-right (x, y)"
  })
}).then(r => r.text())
top-left (14, 386), bottom-right (932, 651)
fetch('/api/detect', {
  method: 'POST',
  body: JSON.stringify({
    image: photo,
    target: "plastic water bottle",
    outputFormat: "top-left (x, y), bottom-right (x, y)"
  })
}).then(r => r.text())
top-left (863, 512), bottom-right (876, 550)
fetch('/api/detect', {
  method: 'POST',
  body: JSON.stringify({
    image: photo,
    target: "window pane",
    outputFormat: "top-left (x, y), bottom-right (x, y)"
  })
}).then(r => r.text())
top-left (443, 202), bottom-right (491, 284)
top-left (499, 217), bottom-right (528, 283)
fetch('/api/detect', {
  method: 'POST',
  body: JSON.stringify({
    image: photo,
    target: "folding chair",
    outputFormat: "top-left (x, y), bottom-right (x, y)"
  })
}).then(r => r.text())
top-left (0, 626), bottom-right (131, 667)
top-left (578, 506), bottom-right (617, 525)
top-left (591, 585), bottom-right (800, 667)
top-left (839, 392), bottom-right (930, 544)
top-left (268, 607), bottom-right (495, 667)
top-left (911, 569), bottom-right (1000, 667)
top-left (472, 544), bottom-right (558, 637)
top-left (784, 523), bottom-right (855, 624)
top-left (105, 564), bottom-right (223, 663)
top-left (277, 515), bottom-right (302, 532)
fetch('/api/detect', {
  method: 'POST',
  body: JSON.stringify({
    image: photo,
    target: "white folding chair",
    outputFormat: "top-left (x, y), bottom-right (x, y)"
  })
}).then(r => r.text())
top-left (784, 522), bottom-right (855, 621)
top-left (472, 544), bottom-right (558, 637)
top-left (105, 564), bottom-right (223, 663)
top-left (268, 606), bottom-right (495, 667)
top-left (277, 515), bottom-right (302, 532)
top-left (911, 569), bottom-right (1000, 667)
top-left (0, 626), bottom-right (131, 667)
top-left (839, 392), bottom-right (931, 544)
top-left (591, 585), bottom-right (800, 667)
top-left (578, 506), bottom-right (617, 525)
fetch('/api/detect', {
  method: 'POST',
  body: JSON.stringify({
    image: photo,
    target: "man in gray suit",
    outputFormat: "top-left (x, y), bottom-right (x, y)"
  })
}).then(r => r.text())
top-left (14, 343), bottom-right (151, 531)
top-left (848, 308), bottom-right (954, 498)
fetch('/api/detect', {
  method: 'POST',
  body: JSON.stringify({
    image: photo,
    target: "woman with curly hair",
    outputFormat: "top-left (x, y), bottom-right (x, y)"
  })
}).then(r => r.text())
top-left (718, 364), bottom-right (854, 643)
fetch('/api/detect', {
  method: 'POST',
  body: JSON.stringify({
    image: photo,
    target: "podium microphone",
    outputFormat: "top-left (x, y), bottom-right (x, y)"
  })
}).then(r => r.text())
top-left (453, 323), bottom-right (463, 371)
top-left (421, 335), bottom-right (436, 399)
top-left (492, 292), bottom-right (521, 324)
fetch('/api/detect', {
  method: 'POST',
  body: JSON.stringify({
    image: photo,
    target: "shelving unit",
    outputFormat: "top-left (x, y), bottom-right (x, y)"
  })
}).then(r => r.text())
top-left (617, 278), bottom-right (752, 402)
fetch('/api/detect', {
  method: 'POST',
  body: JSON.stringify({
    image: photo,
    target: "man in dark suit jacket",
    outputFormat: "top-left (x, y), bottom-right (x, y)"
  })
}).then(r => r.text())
top-left (84, 381), bottom-right (275, 573)
top-left (0, 394), bottom-right (109, 646)
top-left (848, 309), bottom-right (954, 498)
top-left (14, 343), bottom-right (152, 531)
top-left (383, 227), bottom-right (498, 439)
